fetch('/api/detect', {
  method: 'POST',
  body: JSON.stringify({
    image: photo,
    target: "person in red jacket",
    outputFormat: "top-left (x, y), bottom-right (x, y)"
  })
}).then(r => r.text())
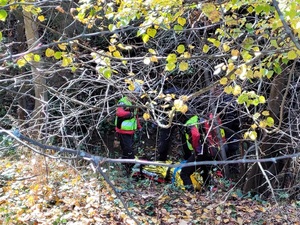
top-left (115, 96), bottom-right (141, 176)
top-left (180, 115), bottom-right (212, 192)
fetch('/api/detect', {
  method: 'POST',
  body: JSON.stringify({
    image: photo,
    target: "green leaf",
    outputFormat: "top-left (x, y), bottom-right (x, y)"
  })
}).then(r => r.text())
top-left (237, 93), bottom-right (248, 104)
top-left (0, 0), bottom-right (7, 7)
top-left (103, 68), bottom-right (112, 79)
top-left (273, 63), bottom-right (282, 74)
top-left (270, 40), bottom-right (278, 48)
top-left (207, 38), bottom-right (221, 48)
top-left (252, 99), bottom-right (259, 106)
top-left (0, 31), bottom-right (2, 42)
top-left (0, 9), bottom-right (7, 22)
top-left (266, 70), bottom-right (274, 79)
top-left (173, 25), bottom-right (183, 31)
top-left (266, 117), bottom-right (274, 127)
top-left (54, 52), bottom-right (62, 59)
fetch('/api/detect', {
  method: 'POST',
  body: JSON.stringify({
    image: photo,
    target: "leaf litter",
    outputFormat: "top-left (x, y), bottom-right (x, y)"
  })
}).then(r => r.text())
top-left (0, 155), bottom-right (299, 225)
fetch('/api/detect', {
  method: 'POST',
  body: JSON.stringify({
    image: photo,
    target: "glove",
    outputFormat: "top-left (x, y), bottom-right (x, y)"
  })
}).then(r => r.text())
top-left (195, 146), bottom-right (203, 155)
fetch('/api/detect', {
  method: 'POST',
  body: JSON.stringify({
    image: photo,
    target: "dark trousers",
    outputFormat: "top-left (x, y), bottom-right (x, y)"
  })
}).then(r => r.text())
top-left (180, 152), bottom-right (212, 192)
top-left (158, 126), bottom-right (191, 161)
top-left (119, 133), bottom-right (135, 174)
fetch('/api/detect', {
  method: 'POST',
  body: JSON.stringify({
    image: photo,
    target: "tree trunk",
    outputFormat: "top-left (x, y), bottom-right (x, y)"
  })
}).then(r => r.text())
top-left (23, 10), bottom-right (48, 137)
top-left (243, 72), bottom-right (289, 195)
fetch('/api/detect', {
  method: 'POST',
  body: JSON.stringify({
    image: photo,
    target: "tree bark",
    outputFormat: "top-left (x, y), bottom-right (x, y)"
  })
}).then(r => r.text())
top-left (243, 72), bottom-right (289, 194)
top-left (23, 10), bottom-right (48, 137)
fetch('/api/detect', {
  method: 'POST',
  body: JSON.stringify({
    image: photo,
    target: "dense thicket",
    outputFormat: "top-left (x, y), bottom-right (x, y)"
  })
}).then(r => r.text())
top-left (0, 0), bottom-right (300, 200)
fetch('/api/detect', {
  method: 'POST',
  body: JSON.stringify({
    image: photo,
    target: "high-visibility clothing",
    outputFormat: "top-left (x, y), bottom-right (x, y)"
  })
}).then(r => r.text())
top-left (115, 97), bottom-right (138, 133)
top-left (184, 115), bottom-right (199, 151)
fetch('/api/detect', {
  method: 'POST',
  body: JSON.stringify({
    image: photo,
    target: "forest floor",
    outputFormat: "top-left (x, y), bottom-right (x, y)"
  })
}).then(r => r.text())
top-left (0, 146), bottom-right (300, 225)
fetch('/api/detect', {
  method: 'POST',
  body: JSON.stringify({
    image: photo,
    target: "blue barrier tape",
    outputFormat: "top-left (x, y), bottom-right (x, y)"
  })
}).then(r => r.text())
top-left (12, 129), bottom-right (21, 138)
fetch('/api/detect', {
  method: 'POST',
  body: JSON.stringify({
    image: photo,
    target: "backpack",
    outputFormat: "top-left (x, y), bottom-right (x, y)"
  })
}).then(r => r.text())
top-left (200, 113), bottom-right (226, 158)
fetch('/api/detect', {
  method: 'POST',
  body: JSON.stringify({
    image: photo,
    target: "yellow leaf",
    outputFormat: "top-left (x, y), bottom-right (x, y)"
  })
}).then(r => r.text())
top-left (143, 113), bottom-right (151, 120)
top-left (38, 15), bottom-right (45, 22)
top-left (33, 54), bottom-right (40, 62)
top-left (108, 24), bottom-right (115, 31)
top-left (150, 56), bottom-right (158, 63)
top-left (149, 49), bottom-right (156, 54)
top-left (224, 86), bottom-right (233, 94)
top-left (253, 70), bottom-right (262, 78)
top-left (179, 61), bottom-right (189, 71)
top-left (231, 49), bottom-right (239, 56)
top-left (253, 112), bottom-right (260, 120)
top-left (219, 77), bottom-right (228, 85)
top-left (113, 50), bottom-right (122, 58)
top-left (24, 53), bottom-right (33, 61)
top-left (251, 124), bottom-right (258, 129)
top-left (287, 50), bottom-right (297, 60)
top-left (147, 28), bottom-right (157, 38)
top-left (223, 43), bottom-right (230, 52)
top-left (142, 34), bottom-right (150, 43)
top-left (174, 99), bottom-right (183, 109)
top-left (108, 45), bottom-right (116, 52)
top-left (249, 131), bottom-right (257, 140)
top-left (61, 57), bottom-right (70, 67)
top-left (208, 38), bottom-right (221, 47)
top-left (180, 104), bottom-right (188, 114)
top-left (177, 17), bottom-right (186, 26)
top-left (183, 52), bottom-right (191, 58)
top-left (258, 95), bottom-right (266, 103)
top-left (232, 85), bottom-right (242, 96)
top-left (177, 44), bottom-right (185, 54)
top-left (166, 54), bottom-right (177, 63)
top-left (259, 120), bottom-right (267, 128)
top-left (17, 58), bottom-right (27, 67)
top-left (58, 43), bottom-right (67, 51)
top-left (45, 48), bottom-right (54, 57)
top-left (203, 44), bottom-right (210, 53)
top-left (128, 83), bottom-right (135, 91)
top-left (180, 95), bottom-right (189, 102)
top-left (165, 62), bottom-right (176, 71)
top-left (127, 72), bottom-right (135, 76)
top-left (262, 110), bottom-right (270, 116)
top-left (71, 66), bottom-right (77, 72)
top-left (227, 63), bottom-right (235, 72)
